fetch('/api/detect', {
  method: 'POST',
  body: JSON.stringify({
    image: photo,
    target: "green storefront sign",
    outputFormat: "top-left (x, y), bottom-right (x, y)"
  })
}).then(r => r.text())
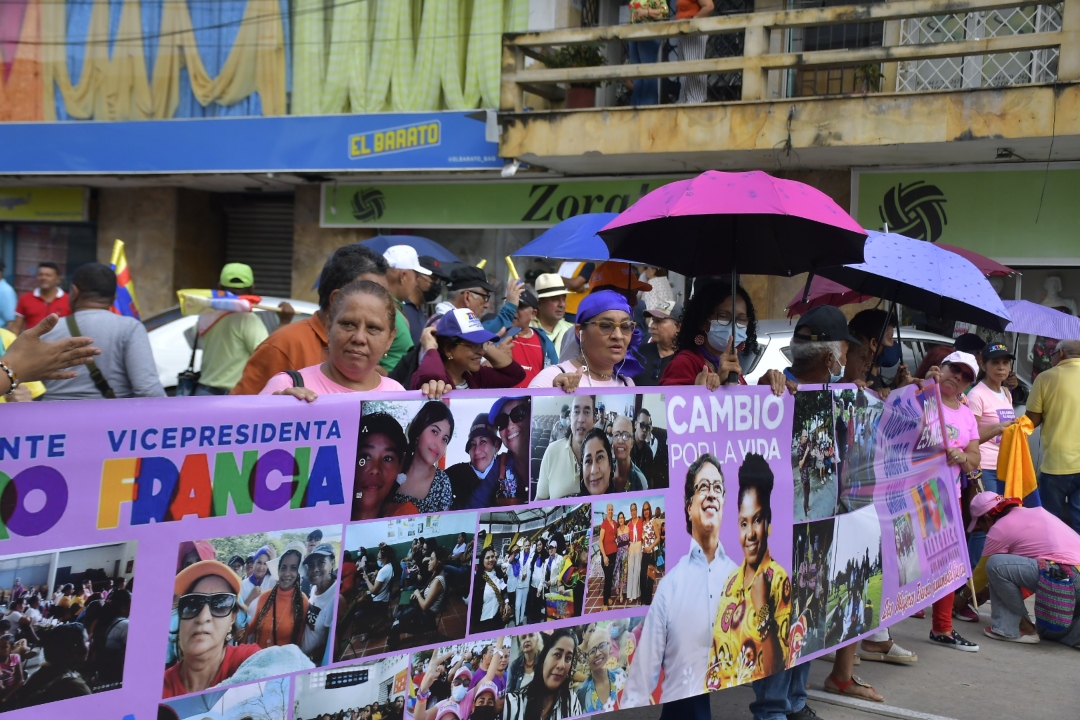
top-left (854, 167), bottom-right (1080, 262)
top-left (320, 177), bottom-right (682, 228)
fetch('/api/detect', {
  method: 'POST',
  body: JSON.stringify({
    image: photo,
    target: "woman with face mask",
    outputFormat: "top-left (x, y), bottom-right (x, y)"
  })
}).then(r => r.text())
top-left (502, 629), bottom-right (581, 720)
top-left (351, 546), bottom-right (397, 640)
top-left (414, 647), bottom-right (506, 720)
top-left (659, 278), bottom-right (787, 394)
top-left (247, 548), bottom-right (308, 649)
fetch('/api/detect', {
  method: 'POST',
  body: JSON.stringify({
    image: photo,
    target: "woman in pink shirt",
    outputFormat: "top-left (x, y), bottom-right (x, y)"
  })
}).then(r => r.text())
top-left (261, 281), bottom-right (405, 399)
top-left (966, 343), bottom-right (1020, 494)
top-left (929, 351), bottom-right (983, 652)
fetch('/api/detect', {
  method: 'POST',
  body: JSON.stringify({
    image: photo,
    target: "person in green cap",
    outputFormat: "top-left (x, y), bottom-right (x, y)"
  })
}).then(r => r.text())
top-left (196, 263), bottom-right (292, 395)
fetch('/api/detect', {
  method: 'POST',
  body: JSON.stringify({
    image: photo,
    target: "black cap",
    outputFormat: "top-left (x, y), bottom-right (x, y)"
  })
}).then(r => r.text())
top-left (227, 555), bottom-right (245, 567)
top-left (954, 332), bottom-right (986, 354)
top-left (466, 413), bottom-right (500, 450)
top-left (793, 306), bottom-right (862, 345)
top-left (518, 288), bottom-right (539, 310)
top-left (982, 342), bottom-right (1015, 361)
top-left (418, 255), bottom-right (451, 281)
top-left (447, 265), bottom-right (496, 293)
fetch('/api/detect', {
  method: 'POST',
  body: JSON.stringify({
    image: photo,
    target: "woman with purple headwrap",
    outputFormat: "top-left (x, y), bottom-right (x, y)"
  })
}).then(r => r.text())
top-left (529, 291), bottom-right (638, 391)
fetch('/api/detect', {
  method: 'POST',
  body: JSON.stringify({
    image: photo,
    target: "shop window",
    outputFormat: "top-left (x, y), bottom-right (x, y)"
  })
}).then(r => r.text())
top-left (2, 223), bottom-right (96, 294)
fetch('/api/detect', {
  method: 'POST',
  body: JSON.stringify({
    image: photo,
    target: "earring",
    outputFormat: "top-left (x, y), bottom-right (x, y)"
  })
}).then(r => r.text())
top-left (694, 334), bottom-right (706, 346)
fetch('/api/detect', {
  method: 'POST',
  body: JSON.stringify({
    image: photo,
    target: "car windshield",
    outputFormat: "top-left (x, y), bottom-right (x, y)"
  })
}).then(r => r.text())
top-left (743, 335), bottom-right (769, 375)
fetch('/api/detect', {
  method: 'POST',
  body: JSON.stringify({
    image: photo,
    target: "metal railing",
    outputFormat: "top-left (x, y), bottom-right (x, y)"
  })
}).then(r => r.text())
top-left (500, 0), bottom-right (1079, 111)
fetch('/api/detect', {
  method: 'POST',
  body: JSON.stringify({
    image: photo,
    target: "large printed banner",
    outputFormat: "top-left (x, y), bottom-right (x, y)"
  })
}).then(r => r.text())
top-left (0, 384), bottom-right (966, 720)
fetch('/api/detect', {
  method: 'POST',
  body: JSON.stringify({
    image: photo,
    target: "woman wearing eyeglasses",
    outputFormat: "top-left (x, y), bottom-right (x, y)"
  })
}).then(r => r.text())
top-left (411, 308), bottom-right (525, 396)
top-left (529, 291), bottom-right (638, 391)
top-left (660, 279), bottom-right (787, 395)
top-left (163, 561), bottom-right (264, 698)
top-left (577, 625), bottom-right (625, 713)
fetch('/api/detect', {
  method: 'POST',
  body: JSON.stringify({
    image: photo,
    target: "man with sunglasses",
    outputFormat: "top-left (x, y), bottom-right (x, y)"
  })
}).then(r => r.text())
top-left (1027, 339), bottom-right (1080, 534)
top-left (622, 453), bottom-right (736, 715)
top-left (443, 266), bottom-right (523, 335)
top-left (631, 409), bottom-right (669, 490)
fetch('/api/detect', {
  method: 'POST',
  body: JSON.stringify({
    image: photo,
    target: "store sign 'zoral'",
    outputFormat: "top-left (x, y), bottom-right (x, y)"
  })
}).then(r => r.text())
top-left (0, 384), bottom-right (966, 720)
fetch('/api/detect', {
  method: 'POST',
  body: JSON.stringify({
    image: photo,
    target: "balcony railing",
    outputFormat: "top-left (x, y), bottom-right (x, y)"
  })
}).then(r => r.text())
top-left (500, 0), bottom-right (1079, 111)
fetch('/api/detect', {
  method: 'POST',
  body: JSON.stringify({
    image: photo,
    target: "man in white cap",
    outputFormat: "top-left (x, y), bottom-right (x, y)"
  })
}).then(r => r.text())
top-left (531, 274), bottom-right (574, 354)
top-left (381, 245), bottom-right (426, 373)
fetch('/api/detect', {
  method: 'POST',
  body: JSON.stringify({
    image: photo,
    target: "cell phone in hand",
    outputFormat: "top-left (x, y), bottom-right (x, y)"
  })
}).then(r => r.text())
top-left (497, 326), bottom-right (522, 345)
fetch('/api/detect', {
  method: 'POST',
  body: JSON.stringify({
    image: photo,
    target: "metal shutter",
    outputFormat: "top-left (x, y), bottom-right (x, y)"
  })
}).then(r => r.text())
top-left (223, 194), bottom-right (295, 297)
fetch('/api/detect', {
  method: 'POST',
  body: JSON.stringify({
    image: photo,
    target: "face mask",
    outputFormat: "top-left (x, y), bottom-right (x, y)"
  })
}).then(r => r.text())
top-left (451, 685), bottom-right (468, 702)
top-left (877, 342), bottom-right (902, 368)
top-left (470, 706), bottom-right (498, 720)
top-left (610, 624), bottom-right (622, 639)
top-left (708, 320), bottom-right (747, 353)
top-left (423, 282), bottom-right (442, 303)
top-left (376, 560), bottom-right (384, 568)
top-left (829, 355), bottom-right (844, 384)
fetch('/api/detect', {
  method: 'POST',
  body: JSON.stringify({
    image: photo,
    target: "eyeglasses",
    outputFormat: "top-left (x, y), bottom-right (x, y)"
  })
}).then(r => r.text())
top-left (494, 404), bottom-right (529, 430)
top-left (712, 311), bottom-right (750, 327)
top-left (588, 642), bottom-right (611, 657)
top-left (637, 423), bottom-right (652, 432)
top-left (693, 481), bottom-right (725, 498)
top-left (581, 320), bottom-right (636, 336)
top-left (467, 290), bottom-right (491, 302)
top-left (178, 592), bottom-right (238, 620)
top-left (612, 431), bottom-right (632, 442)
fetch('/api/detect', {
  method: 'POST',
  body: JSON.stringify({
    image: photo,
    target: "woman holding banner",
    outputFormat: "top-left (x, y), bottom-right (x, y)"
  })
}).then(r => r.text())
top-left (260, 281), bottom-right (405, 400)
top-left (529, 291), bottom-right (637, 390)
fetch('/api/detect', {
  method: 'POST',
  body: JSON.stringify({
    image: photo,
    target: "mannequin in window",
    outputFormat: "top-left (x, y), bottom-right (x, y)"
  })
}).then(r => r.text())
top-left (1030, 276), bottom-right (1076, 380)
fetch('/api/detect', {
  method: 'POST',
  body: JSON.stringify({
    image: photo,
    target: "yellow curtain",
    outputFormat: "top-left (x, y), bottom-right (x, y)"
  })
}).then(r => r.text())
top-left (40, 0), bottom-right (285, 121)
top-left (0, 0), bottom-right (45, 121)
top-left (319, 0), bottom-right (372, 114)
top-left (292, 0), bottom-right (325, 115)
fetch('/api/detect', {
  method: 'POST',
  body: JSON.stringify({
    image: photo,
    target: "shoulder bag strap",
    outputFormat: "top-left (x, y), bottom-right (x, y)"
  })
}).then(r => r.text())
top-left (285, 369), bottom-right (305, 388)
top-left (185, 330), bottom-right (199, 373)
top-left (66, 315), bottom-right (116, 399)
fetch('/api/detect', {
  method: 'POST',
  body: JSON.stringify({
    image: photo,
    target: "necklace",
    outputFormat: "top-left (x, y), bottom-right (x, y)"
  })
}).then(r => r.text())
top-left (580, 356), bottom-right (612, 381)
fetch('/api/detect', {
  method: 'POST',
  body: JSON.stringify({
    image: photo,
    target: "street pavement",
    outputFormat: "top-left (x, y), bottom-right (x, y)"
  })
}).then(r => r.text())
top-left (601, 599), bottom-right (1076, 720)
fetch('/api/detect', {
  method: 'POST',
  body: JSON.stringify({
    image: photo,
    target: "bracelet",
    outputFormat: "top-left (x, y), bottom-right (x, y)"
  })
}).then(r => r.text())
top-left (0, 362), bottom-right (17, 394)
top-left (416, 689), bottom-right (431, 701)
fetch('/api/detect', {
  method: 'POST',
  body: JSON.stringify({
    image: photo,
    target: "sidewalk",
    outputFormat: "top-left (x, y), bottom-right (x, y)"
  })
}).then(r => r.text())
top-left (604, 606), bottom-right (1076, 720)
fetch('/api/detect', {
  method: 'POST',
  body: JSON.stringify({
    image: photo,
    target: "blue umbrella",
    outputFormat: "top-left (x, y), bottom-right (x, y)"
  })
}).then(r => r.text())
top-left (359, 234), bottom-right (461, 264)
top-left (818, 231), bottom-right (1012, 331)
top-left (1003, 300), bottom-right (1080, 339)
top-left (512, 213), bottom-right (629, 261)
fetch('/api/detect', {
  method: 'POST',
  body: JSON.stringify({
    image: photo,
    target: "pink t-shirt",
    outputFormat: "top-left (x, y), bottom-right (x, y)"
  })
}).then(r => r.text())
top-left (983, 506), bottom-right (1080, 566)
top-left (966, 382), bottom-right (1015, 471)
top-left (528, 362), bottom-right (636, 389)
top-left (941, 400), bottom-right (979, 450)
top-left (259, 364), bottom-right (405, 395)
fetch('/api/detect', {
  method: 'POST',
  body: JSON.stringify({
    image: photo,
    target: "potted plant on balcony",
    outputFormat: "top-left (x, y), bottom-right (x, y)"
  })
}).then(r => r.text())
top-left (854, 63), bottom-right (883, 94)
top-left (545, 44), bottom-right (607, 108)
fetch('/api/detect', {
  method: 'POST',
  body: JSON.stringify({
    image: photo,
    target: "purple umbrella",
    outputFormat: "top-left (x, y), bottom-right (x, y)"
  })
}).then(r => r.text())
top-left (817, 231), bottom-right (1012, 331)
top-left (1003, 300), bottom-right (1080, 339)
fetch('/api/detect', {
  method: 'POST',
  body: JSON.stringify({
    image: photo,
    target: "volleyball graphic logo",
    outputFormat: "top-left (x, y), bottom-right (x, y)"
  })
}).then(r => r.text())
top-left (350, 188), bottom-right (386, 222)
top-left (878, 181), bottom-right (948, 242)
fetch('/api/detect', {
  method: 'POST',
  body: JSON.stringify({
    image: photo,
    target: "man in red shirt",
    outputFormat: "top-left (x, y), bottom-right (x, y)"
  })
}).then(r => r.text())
top-left (8, 262), bottom-right (70, 334)
top-left (508, 288), bottom-right (554, 388)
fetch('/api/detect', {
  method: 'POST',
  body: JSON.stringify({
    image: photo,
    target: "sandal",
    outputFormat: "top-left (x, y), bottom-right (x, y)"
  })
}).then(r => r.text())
top-left (860, 642), bottom-right (917, 664)
top-left (824, 673), bottom-right (884, 703)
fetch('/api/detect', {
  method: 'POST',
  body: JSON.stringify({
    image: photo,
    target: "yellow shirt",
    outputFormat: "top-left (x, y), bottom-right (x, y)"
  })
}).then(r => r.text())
top-left (1028, 358), bottom-right (1080, 474)
top-left (558, 262), bottom-right (590, 315)
top-left (0, 328), bottom-right (46, 402)
top-left (706, 553), bottom-right (791, 690)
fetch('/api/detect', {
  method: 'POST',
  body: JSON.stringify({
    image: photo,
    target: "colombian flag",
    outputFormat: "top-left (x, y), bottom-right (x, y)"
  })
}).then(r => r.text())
top-left (110, 239), bottom-right (141, 319)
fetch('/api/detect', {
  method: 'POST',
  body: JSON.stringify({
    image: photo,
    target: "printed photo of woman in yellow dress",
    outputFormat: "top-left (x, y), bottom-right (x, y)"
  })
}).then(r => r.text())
top-left (705, 453), bottom-right (792, 690)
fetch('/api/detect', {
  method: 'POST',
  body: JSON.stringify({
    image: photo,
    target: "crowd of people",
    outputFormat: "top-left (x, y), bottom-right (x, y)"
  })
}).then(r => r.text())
top-left (164, 531), bottom-right (337, 698)
top-left (297, 696), bottom-right (406, 720)
top-left (0, 571), bottom-right (132, 711)
top-left (338, 533), bottom-right (473, 656)
top-left (471, 508), bottom-right (591, 633)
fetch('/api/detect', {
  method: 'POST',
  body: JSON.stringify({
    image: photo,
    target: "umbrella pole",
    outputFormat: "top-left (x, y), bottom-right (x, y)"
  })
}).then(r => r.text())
top-left (728, 270), bottom-right (740, 384)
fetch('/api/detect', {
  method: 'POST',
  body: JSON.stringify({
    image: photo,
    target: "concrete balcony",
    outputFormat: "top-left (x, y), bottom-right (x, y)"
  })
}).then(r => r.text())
top-left (498, 0), bottom-right (1080, 174)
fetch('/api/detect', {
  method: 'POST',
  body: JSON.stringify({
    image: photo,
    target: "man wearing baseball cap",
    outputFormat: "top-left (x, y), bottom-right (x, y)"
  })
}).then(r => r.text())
top-left (531, 274), bottom-right (574, 353)
top-left (411, 308), bottom-right (524, 393)
top-left (381, 246), bottom-right (424, 373)
top-left (197, 263), bottom-right (288, 395)
top-left (444, 265), bottom-right (524, 336)
top-left (967, 490), bottom-right (1080, 646)
top-left (638, 300), bottom-right (681, 386)
top-left (447, 413), bottom-right (503, 509)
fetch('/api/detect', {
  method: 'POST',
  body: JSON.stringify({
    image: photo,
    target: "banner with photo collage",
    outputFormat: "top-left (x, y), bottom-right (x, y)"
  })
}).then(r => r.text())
top-left (0, 383), bottom-right (967, 720)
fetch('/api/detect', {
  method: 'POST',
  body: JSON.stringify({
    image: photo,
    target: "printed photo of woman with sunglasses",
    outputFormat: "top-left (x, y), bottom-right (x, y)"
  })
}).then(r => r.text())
top-left (446, 398), bottom-right (532, 509)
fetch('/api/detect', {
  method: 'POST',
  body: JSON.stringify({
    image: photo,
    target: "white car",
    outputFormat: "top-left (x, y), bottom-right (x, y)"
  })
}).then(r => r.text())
top-left (144, 297), bottom-right (319, 394)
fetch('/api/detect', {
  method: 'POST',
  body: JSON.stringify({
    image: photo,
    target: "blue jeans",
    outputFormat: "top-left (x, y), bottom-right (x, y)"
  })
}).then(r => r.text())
top-left (750, 663), bottom-right (810, 720)
top-left (628, 40), bottom-right (661, 105)
top-left (1039, 471), bottom-right (1080, 534)
top-left (982, 467), bottom-right (1042, 507)
top-left (195, 384), bottom-right (230, 396)
top-left (660, 693), bottom-right (711, 720)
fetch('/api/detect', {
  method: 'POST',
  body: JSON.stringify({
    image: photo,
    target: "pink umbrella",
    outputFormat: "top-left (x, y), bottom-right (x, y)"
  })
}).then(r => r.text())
top-left (786, 277), bottom-right (872, 318)
top-left (936, 244), bottom-right (1014, 277)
